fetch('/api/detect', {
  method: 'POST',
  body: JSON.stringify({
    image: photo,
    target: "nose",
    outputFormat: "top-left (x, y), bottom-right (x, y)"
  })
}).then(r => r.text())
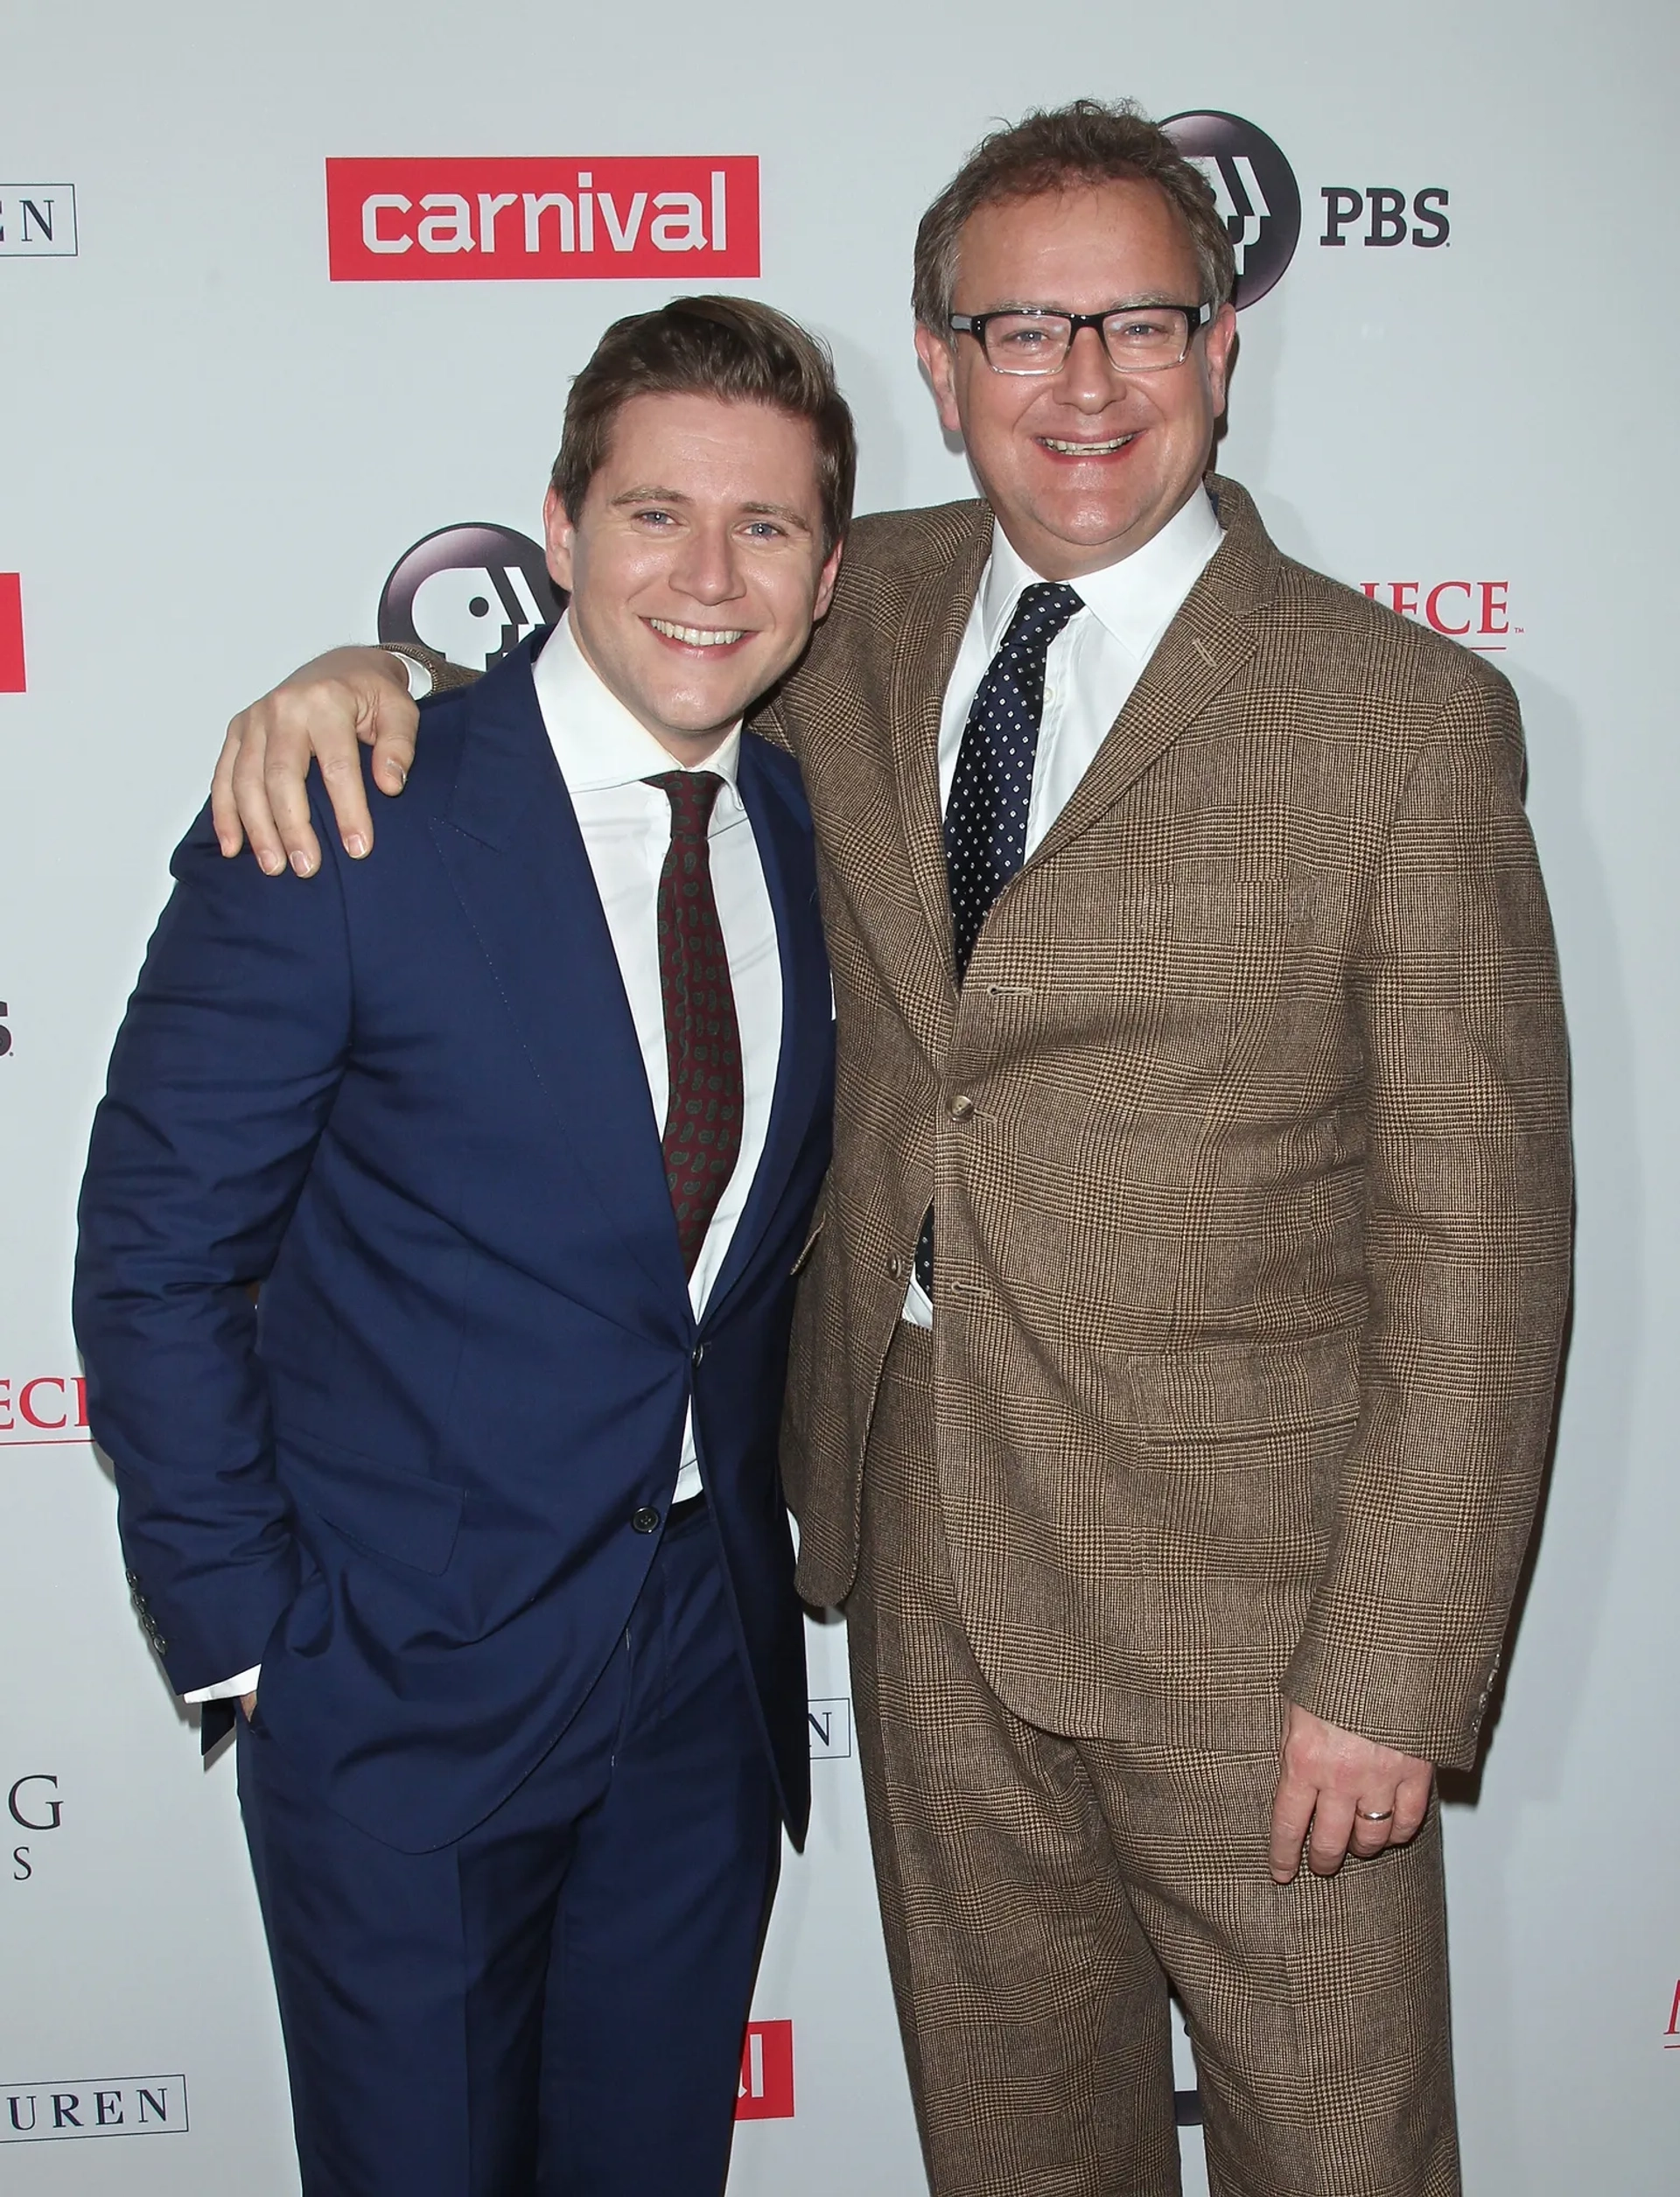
top-left (1053, 323), bottom-right (1127, 410)
top-left (672, 519), bottom-right (747, 607)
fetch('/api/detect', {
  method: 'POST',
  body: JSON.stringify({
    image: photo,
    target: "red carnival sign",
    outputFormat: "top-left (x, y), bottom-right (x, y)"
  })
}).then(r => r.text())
top-left (736, 2020), bottom-right (794, 2120)
top-left (0, 577), bottom-right (24, 692)
top-left (326, 157), bottom-right (760, 282)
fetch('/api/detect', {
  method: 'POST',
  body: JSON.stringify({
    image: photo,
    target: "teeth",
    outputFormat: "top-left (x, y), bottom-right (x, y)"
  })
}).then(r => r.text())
top-left (649, 619), bottom-right (747, 647)
top-left (1041, 435), bottom-right (1134, 454)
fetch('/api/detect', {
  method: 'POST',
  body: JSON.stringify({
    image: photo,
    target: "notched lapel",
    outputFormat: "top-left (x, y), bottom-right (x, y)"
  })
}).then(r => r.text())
top-left (704, 742), bottom-right (832, 1325)
top-left (1027, 477), bottom-right (1278, 872)
top-left (428, 647), bottom-right (687, 1326)
top-left (886, 509), bottom-right (992, 976)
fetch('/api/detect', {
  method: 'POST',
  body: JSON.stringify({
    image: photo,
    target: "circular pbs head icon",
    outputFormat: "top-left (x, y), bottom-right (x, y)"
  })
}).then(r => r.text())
top-left (378, 523), bottom-right (565, 674)
top-left (1161, 112), bottom-right (1300, 308)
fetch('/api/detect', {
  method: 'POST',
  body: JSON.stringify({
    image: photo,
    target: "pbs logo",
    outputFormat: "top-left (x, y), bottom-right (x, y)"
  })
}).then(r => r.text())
top-left (377, 524), bottom-right (564, 673)
top-left (1162, 111), bottom-right (1300, 307)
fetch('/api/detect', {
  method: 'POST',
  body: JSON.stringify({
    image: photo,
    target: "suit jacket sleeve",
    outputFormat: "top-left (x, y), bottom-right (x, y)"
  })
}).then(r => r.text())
top-left (1282, 670), bottom-right (1572, 1767)
top-left (74, 799), bottom-right (354, 1694)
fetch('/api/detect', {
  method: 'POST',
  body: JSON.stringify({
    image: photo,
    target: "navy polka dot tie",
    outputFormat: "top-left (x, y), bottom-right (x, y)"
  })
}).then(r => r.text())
top-left (645, 771), bottom-right (743, 1277)
top-left (915, 579), bottom-right (1082, 1296)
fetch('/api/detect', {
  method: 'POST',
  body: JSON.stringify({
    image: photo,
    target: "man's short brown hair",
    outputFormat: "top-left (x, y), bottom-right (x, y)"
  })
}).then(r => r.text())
top-left (912, 99), bottom-right (1237, 332)
top-left (551, 295), bottom-right (856, 556)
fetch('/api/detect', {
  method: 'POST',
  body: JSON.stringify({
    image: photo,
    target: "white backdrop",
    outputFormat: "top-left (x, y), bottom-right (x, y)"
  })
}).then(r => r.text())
top-left (3, 3), bottom-right (1677, 2190)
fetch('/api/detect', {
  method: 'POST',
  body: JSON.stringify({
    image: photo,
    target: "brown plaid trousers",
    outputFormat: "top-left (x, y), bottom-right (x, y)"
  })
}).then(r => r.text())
top-left (756, 477), bottom-right (1572, 2194)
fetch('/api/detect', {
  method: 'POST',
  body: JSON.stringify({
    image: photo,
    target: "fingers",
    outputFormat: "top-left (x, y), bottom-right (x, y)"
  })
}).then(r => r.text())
top-left (1269, 1770), bottom-right (1317, 1885)
top-left (1389, 1765), bottom-right (1434, 1847)
top-left (211, 724), bottom-right (247, 857)
top-left (1306, 1795), bottom-right (1358, 1876)
top-left (367, 682), bottom-right (418, 801)
top-left (218, 649), bottom-right (413, 877)
top-left (226, 705), bottom-right (292, 877)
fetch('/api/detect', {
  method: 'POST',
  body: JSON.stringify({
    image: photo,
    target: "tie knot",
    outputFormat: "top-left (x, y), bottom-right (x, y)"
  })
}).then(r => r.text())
top-left (645, 769), bottom-right (724, 837)
top-left (1004, 580), bottom-right (1082, 656)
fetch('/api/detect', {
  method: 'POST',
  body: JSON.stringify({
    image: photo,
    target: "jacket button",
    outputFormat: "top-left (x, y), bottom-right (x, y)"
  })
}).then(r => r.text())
top-left (631, 1507), bottom-right (661, 1535)
top-left (887, 1255), bottom-right (905, 1280)
top-left (691, 1344), bottom-right (706, 1368)
top-left (948, 1094), bottom-right (975, 1122)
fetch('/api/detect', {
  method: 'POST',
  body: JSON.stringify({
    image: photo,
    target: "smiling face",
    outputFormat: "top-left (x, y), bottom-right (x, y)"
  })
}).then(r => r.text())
top-left (543, 389), bottom-right (843, 762)
top-left (915, 178), bottom-right (1237, 580)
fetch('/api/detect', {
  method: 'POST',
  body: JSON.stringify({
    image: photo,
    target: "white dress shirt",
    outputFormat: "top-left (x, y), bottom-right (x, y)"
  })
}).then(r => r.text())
top-left (186, 614), bottom-right (782, 1705)
top-left (901, 486), bottom-right (1225, 1329)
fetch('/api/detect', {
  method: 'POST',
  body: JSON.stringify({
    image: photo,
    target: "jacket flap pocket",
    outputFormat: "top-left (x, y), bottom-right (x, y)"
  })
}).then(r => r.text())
top-left (1124, 1331), bottom-right (1359, 1438)
top-left (278, 1424), bottom-right (465, 1575)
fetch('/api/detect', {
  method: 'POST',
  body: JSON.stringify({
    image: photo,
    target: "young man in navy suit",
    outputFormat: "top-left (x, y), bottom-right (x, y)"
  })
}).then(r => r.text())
top-left (74, 298), bottom-right (848, 2197)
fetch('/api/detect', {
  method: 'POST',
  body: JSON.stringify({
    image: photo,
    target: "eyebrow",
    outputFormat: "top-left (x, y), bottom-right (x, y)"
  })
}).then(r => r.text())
top-left (610, 485), bottom-right (815, 535)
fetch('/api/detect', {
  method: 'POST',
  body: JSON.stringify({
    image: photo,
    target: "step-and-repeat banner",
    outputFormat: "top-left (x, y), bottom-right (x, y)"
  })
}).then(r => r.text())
top-left (3, 3), bottom-right (1676, 2191)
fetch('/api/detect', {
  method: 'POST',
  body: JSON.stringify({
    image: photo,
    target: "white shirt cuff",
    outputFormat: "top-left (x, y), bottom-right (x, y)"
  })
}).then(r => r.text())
top-left (385, 648), bottom-right (435, 701)
top-left (183, 1664), bottom-right (261, 1704)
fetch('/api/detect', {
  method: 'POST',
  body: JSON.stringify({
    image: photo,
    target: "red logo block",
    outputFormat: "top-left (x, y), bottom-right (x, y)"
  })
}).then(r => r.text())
top-left (326, 157), bottom-right (760, 282)
top-left (0, 576), bottom-right (24, 692)
top-left (736, 2019), bottom-right (794, 2120)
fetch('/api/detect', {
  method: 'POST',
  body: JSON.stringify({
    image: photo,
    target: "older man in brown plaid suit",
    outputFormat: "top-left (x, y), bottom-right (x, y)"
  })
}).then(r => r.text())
top-left (209, 99), bottom-right (1570, 2197)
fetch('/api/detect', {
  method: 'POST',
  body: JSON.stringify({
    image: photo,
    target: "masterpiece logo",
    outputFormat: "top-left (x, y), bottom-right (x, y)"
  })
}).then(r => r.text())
top-left (0, 185), bottom-right (76, 258)
top-left (3, 2075), bottom-right (187, 2144)
top-left (0, 1375), bottom-right (90, 1447)
top-left (378, 524), bottom-right (561, 674)
top-left (808, 1697), bottom-right (852, 1759)
top-left (736, 2020), bottom-right (794, 2121)
top-left (327, 157), bottom-right (759, 282)
top-left (1, 575), bottom-right (24, 692)
top-left (1162, 112), bottom-right (1300, 307)
top-left (10, 1774), bottom-right (62, 1884)
top-left (1360, 578), bottom-right (1516, 652)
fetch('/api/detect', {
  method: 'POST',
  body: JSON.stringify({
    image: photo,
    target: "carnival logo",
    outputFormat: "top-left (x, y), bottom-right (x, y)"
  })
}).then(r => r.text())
top-left (326, 157), bottom-right (759, 282)
top-left (0, 1375), bottom-right (89, 1446)
top-left (1161, 113), bottom-right (1300, 307)
top-left (1360, 578), bottom-right (1516, 652)
top-left (0, 186), bottom-right (76, 259)
top-left (1663, 1977), bottom-right (1680, 2050)
top-left (377, 525), bottom-right (562, 674)
top-left (736, 2020), bottom-right (794, 2121)
top-left (9, 1774), bottom-right (62, 1885)
top-left (0, 576), bottom-right (24, 692)
top-left (2, 2075), bottom-right (187, 2144)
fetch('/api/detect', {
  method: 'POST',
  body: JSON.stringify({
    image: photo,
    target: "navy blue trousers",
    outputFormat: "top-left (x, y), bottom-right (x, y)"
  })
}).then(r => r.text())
top-left (236, 1504), bottom-right (780, 2197)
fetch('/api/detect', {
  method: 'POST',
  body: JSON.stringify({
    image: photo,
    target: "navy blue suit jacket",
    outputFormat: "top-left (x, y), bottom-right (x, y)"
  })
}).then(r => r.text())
top-left (74, 637), bottom-right (833, 1852)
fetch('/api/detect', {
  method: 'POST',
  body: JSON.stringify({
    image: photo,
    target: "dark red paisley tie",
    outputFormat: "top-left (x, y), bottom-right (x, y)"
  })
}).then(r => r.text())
top-left (645, 771), bottom-right (744, 1276)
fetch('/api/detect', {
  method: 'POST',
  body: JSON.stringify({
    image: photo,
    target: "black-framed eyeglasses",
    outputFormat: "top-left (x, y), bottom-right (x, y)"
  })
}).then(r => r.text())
top-left (949, 302), bottom-right (1214, 376)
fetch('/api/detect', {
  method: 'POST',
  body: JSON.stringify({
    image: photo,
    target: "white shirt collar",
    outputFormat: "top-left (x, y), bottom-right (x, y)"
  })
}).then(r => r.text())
top-left (530, 611), bottom-right (743, 794)
top-left (981, 485), bottom-right (1224, 663)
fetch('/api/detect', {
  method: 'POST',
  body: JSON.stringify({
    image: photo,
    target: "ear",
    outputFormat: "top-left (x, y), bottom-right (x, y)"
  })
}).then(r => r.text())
top-left (542, 484), bottom-right (577, 591)
top-left (914, 322), bottom-right (962, 439)
top-left (1201, 303), bottom-right (1239, 422)
top-left (812, 535), bottom-right (844, 624)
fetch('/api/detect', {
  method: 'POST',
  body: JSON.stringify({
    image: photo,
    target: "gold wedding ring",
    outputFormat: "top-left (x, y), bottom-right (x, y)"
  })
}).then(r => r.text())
top-left (1355, 1807), bottom-right (1395, 1823)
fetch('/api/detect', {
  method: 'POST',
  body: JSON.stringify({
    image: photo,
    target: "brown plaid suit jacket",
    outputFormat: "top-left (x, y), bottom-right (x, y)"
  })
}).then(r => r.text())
top-left (760, 474), bottom-right (1571, 1773)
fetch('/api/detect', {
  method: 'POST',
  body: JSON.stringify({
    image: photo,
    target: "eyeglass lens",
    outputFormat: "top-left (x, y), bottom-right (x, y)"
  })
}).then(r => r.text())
top-left (983, 308), bottom-right (1194, 374)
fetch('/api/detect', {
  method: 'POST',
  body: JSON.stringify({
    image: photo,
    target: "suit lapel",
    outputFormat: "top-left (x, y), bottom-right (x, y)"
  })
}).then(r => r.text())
top-left (1026, 476), bottom-right (1278, 871)
top-left (429, 641), bottom-right (688, 1331)
top-left (703, 737), bottom-right (830, 1326)
top-left (886, 507), bottom-right (993, 969)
